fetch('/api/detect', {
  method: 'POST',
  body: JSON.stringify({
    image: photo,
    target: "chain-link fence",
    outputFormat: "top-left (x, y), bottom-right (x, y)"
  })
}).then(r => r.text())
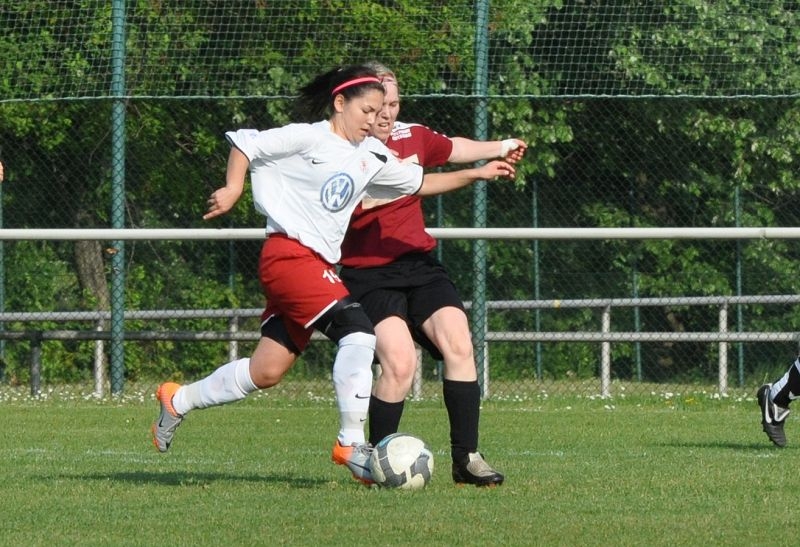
top-left (1, 1), bottom-right (799, 399)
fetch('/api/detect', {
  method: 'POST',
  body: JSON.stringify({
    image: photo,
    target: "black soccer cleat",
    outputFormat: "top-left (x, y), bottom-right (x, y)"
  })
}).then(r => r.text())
top-left (452, 452), bottom-right (505, 487)
top-left (758, 383), bottom-right (790, 447)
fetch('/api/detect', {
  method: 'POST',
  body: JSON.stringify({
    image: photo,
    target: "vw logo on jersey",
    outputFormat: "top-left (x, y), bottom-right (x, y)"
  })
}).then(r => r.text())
top-left (320, 172), bottom-right (355, 212)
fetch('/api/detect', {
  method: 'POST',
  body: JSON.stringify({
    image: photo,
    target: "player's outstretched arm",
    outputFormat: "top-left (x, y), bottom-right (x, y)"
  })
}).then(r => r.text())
top-left (449, 137), bottom-right (528, 165)
top-left (417, 160), bottom-right (515, 197)
top-left (203, 147), bottom-right (249, 220)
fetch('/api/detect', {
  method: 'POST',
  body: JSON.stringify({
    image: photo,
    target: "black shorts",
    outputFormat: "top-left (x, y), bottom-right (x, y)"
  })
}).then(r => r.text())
top-left (339, 252), bottom-right (465, 361)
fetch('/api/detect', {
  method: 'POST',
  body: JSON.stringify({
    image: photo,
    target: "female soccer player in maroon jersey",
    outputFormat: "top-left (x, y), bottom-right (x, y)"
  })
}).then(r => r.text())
top-left (340, 62), bottom-right (527, 486)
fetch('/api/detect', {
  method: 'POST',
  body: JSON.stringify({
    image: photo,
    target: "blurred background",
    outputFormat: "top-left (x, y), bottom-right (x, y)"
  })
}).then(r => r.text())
top-left (0, 1), bottom-right (799, 400)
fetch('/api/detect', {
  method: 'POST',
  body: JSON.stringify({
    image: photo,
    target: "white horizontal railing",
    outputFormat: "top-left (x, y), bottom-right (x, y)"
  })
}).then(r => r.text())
top-left (2, 227), bottom-right (798, 397)
top-left (3, 294), bottom-right (798, 398)
top-left (5, 226), bottom-right (800, 240)
top-left (473, 295), bottom-right (800, 397)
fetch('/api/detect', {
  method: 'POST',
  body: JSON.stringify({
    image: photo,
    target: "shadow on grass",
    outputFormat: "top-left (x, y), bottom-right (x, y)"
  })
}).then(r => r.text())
top-left (654, 440), bottom-right (786, 451)
top-left (56, 471), bottom-right (330, 488)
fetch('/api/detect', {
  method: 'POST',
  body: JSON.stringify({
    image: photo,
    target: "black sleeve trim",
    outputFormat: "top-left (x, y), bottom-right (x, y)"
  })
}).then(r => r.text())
top-left (370, 151), bottom-right (388, 163)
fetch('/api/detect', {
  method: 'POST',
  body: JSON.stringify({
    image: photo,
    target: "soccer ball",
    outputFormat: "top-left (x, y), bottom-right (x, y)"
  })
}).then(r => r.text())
top-left (369, 432), bottom-right (434, 490)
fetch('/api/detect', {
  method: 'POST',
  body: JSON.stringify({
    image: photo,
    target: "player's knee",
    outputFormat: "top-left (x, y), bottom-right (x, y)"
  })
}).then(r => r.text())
top-left (449, 338), bottom-right (474, 363)
top-left (377, 348), bottom-right (418, 385)
top-left (380, 365), bottom-right (416, 391)
top-left (250, 371), bottom-right (280, 389)
top-left (249, 338), bottom-right (296, 388)
top-left (437, 332), bottom-right (474, 363)
top-left (317, 298), bottom-right (375, 344)
top-left (249, 362), bottom-right (288, 389)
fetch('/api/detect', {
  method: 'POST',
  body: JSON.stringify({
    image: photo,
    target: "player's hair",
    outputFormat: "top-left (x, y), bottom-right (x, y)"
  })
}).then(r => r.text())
top-left (295, 65), bottom-right (385, 122)
top-left (364, 60), bottom-right (398, 88)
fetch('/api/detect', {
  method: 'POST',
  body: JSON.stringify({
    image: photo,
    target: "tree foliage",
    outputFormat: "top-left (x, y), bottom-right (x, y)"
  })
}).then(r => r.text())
top-left (0, 1), bottom-right (798, 384)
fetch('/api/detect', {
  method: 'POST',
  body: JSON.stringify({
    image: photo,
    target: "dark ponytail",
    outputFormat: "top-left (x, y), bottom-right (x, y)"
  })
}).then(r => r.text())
top-left (294, 65), bottom-right (384, 122)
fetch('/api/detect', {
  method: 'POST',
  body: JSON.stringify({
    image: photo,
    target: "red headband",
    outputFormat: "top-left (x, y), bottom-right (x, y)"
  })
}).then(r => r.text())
top-left (331, 76), bottom-right (382, 96)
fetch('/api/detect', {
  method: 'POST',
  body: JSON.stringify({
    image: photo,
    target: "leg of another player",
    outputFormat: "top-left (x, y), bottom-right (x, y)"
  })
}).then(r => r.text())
top-left (758, 357), bottom-right (800, 447)
top-left (769, 358), bottom-right (800, 409)
top-left (421, 305), bottom-right (478, 460)
top-left (368, 316), bottom-right (418, 445)
top-left (422, 306), bottom-right (505, 486)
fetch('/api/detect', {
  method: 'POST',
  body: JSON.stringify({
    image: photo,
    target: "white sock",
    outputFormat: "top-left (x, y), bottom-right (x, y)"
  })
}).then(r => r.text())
top-left (332, 332), bottom-right (376, 445)
top-left (172, 358), bottom-right (257, 415)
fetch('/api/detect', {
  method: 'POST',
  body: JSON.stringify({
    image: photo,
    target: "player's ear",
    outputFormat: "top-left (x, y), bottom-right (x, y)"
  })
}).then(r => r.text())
top-left (332, 93), bottom-right (346, 114)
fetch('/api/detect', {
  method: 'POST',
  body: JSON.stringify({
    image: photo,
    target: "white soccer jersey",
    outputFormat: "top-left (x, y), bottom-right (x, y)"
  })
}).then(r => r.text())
top-left (225, 122), bottom-right (423, 263)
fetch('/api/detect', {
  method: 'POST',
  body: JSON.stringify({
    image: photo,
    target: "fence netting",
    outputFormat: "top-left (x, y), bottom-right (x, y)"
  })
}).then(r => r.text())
top-left (1, 1), bottom-right (799, 399)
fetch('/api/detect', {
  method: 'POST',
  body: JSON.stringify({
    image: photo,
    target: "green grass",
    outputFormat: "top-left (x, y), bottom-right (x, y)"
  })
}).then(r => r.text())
top-left (1, 388), bottom-right (796, 546)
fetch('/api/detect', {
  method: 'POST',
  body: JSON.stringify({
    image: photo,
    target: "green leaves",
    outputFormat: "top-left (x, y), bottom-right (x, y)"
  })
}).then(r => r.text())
top-left (2, 1), bottom-right (800, 384)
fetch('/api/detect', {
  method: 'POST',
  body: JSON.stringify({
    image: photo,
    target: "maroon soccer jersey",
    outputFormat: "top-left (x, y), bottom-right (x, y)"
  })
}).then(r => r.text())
top-left (340, 122), bottom-right (453, 268)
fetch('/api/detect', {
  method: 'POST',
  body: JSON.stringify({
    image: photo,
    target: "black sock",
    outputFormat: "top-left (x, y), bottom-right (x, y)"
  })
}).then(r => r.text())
top-left (774, 359), bottom-right (800, 408)
top-left (368, 395), bottom-right (405, 446)
top-left (443, 379), bottom-right (480, 464)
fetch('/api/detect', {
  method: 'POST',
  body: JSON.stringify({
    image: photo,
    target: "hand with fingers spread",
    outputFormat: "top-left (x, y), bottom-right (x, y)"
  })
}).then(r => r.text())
top-left (479, 159), bottom-right (516, 180)
top-left (203, 185), bottom-right (242, 220)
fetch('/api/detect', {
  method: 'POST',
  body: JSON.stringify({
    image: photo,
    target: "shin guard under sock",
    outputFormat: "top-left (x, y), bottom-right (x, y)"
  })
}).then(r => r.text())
top-left (443, 379), bottom-right (480, 463)
top-left (368, 396), bottom-right (405, 446)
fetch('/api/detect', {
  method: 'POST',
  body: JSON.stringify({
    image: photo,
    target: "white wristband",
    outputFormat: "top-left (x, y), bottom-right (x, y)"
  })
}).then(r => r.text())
top-left (500, 139), bottom-right (519, 157)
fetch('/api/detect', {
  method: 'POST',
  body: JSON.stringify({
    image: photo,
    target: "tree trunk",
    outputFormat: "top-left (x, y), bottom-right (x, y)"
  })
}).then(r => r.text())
top-left (74, 240), bottom-right (111, 310)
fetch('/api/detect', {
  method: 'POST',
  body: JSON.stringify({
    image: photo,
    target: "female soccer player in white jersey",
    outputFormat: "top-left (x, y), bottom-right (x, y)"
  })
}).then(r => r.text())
top-left (150, 64), bottom-right (516, 485)
top-left (339, 62), bottom-right (527, 486)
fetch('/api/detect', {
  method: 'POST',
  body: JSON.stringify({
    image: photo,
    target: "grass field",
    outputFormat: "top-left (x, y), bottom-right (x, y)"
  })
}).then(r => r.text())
top-left (1, 386), bottom-right (796, 546)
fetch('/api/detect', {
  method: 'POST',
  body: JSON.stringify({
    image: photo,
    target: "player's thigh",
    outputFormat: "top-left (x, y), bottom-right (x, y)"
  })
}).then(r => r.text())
top-left (420, 305), bottom-right (472, 358)
top-left (406, 276), bottom-right (467, 359)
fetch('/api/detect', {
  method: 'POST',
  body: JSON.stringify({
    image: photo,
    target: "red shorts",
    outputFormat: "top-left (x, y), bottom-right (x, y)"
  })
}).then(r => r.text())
top-left (258, 234), bottom-right (350, 351)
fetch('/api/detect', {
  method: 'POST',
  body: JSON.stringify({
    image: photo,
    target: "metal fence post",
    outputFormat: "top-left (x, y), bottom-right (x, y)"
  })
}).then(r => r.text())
top-left (30, 331), bottom-right (41, 397)
top-left (109, 0), bottom-right (127, 394)
top-left (94, 320), bottom-right (106, 397)
top-left (718, 302), bottom-right (729, 395)
top-left (412, 345), bottom-right (423, 400)
top-left (228, 314), bottom-right (239, 362)
top-left (601, 305), bottom-right (611, 398)
top-left (471, 0), bottom-right (490, 399)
